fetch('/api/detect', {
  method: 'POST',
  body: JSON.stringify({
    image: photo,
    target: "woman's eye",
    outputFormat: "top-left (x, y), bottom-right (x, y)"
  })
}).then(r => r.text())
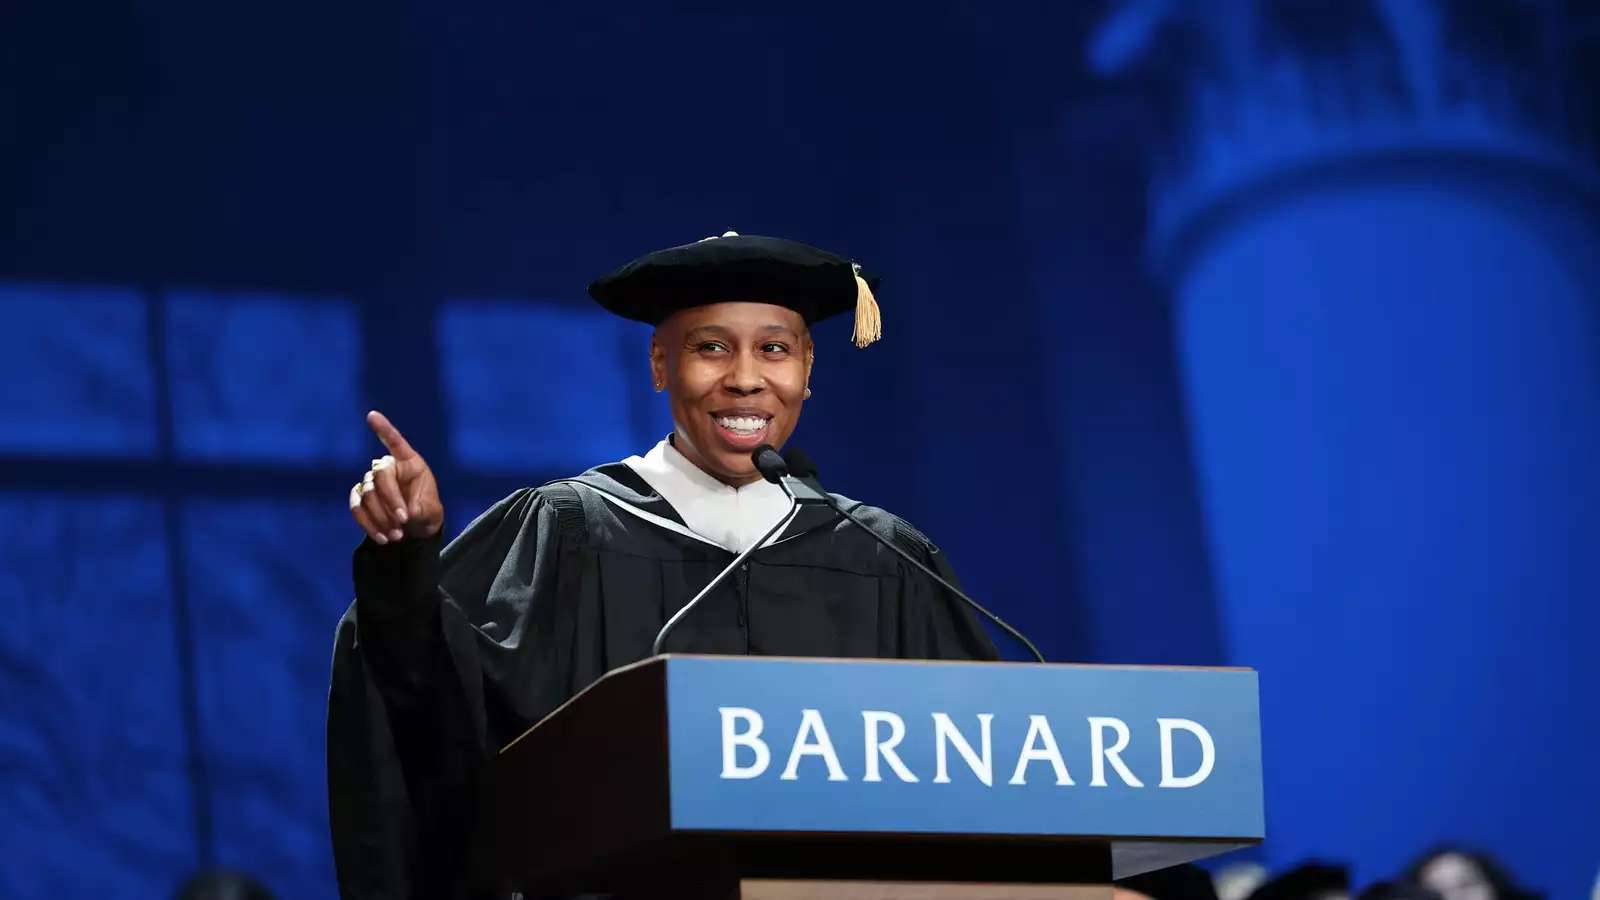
top-left (697, 342), bottom-right (729, 353)
top-left (762, 343), bottom-right (789, 354)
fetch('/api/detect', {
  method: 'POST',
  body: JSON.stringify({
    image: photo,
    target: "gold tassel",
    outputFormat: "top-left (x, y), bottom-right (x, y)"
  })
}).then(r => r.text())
top-left (851, 263), bottom-right (882, 348)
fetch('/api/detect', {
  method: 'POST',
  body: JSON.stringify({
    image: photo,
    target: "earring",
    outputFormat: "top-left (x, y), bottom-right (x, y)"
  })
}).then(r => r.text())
top-left (654, 382), bottom-right (665, 393)
top-left (804, 387), bottom-right (812, 399)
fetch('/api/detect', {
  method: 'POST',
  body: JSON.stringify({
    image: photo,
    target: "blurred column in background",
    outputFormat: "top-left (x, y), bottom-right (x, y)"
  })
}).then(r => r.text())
top-left (1094, 0), bottom-right (1600, 895)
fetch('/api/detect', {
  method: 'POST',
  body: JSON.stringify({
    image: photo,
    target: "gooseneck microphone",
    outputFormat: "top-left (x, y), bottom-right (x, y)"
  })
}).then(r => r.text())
top-left (780, 446), bottom-right (1047, 664)
top-left (650, 446), bottom-right (801, 657)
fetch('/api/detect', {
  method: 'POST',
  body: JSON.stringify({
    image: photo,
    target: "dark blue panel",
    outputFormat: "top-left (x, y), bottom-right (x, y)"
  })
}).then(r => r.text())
top-left (182, 499), bottom-right (353, 900)
top-left (444, 493), bottom-right (503, 545)
top-left (165, 290), bottom-right (363, 464)
top-left (438, 301), bottom-right (655, 474)
top-left (0, 494), bottom-right (193, 898)
top-left (1177, 179), bottom-right (1600, 895)
top-left (0, 283), bottom-right (158, 457)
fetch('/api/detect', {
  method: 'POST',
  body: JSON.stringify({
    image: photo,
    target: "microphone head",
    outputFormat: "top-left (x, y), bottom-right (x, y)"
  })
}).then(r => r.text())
top-left (781, 446), bottom-right (819, 479)
top-left (751, 444), bottom-right (789, 483)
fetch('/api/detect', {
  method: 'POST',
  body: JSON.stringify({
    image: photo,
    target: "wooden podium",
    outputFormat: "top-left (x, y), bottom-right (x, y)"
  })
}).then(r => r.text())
top-left (490, 656), bottom-right (1263, 899)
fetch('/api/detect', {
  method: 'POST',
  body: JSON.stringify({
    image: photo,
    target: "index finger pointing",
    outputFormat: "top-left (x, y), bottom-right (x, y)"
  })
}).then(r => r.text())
top-left (366, 410), bottom-right (418, 459)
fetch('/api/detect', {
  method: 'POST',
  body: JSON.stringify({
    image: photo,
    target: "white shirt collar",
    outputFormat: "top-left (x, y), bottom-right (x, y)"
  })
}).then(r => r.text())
top-left (622, 438), bottom-right (791, 553)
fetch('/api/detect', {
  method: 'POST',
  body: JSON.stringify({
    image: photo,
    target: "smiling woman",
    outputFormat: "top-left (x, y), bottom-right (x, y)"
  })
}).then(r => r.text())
top-left (653, 302), bottom-right (812, 485)
top-left (326, 232), bottom-right (997, 900)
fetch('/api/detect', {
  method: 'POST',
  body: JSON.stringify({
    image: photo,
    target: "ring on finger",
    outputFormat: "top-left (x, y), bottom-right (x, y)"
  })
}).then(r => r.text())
top-left (371, 455), bottom-right (395, 472)
top-left (348, 483), bottom-right (364, 510)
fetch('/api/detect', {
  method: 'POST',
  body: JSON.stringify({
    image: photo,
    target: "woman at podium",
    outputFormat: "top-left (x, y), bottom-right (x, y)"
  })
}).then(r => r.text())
top-left (326, 233), bottom-right (998, 900)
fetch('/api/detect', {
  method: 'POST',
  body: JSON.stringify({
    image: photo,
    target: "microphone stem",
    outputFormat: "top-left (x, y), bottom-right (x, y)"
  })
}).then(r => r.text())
top-left (650, 497), bottom-right (801, 657)
top-left (819, 492), bottom-right (1047, 664)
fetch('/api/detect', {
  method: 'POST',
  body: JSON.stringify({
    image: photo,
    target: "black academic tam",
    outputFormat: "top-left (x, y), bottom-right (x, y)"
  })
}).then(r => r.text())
top-left (326, 462), bottom-right (996, 900)
top-left (587, 232), bottom-right (884, 349)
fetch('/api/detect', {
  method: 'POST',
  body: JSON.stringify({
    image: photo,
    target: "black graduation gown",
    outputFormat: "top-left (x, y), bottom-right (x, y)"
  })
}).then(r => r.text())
top-left (325, 462), bottom-right (998, 900)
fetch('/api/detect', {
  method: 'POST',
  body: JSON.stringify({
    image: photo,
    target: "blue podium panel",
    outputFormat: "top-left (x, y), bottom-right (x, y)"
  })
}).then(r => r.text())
top-left (665, 657), bottom-right (1262, 840)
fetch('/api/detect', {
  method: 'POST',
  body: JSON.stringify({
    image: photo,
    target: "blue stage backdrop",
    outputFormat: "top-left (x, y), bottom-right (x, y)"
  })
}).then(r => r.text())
top-left (2, 2), bottom-right (1597, 898)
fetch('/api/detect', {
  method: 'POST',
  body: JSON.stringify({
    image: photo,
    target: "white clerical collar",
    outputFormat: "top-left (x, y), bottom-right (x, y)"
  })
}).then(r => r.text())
top-left (622, 438), bottom-right (791, 553)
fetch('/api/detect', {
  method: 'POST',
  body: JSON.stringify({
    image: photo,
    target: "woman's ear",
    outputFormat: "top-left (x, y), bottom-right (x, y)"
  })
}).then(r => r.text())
top-left (649, 334), bottom-right (667, 392)
top-left (803, 341), bottom-right (815, 399)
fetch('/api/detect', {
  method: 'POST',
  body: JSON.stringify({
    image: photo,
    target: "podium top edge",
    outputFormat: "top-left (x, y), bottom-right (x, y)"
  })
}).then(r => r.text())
top-left (651, 654), bottom-right (1256, 674)
top-left (499, 655), bottom-right (1254, 756)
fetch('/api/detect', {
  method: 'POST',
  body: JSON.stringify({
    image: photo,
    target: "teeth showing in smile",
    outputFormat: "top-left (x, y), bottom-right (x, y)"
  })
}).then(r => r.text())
top-left (715, 415), bottom-right (769, 436)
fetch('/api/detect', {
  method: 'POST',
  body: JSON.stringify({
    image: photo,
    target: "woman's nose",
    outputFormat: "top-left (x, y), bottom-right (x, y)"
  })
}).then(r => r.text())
top-left (724, 353), bottom-right (765, 394)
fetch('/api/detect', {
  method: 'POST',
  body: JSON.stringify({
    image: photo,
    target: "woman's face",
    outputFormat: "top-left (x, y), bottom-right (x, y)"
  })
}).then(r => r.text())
top-left (652, 302), bottom-right (812, 487)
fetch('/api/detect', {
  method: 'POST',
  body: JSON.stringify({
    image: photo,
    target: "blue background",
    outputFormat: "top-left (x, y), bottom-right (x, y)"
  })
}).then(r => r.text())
top-left (3, 2), bottom-right (1598, 897)
top-left (666, 657), bottom-right (1263, 841)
